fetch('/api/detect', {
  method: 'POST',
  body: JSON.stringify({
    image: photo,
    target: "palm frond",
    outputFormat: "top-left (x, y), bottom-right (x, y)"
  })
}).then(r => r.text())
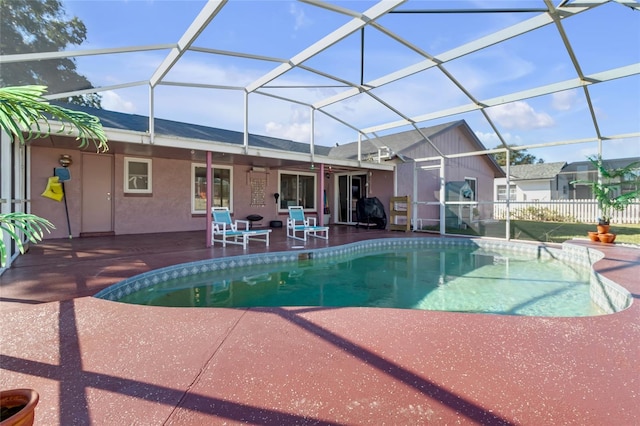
top-left (0, 213), bottom-right (55, 267)
top-left (0, 85), bottom-right (108, 152)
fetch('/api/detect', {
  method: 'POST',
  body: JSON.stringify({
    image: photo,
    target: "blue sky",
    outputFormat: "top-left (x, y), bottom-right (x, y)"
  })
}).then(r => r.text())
top-left (61, 0), bottom-right (640, 163)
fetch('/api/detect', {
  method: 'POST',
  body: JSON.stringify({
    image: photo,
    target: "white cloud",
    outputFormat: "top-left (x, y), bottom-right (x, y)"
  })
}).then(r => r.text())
top-left (264, 105), bottom-right (312, 142)
top-left (551, 89), bottom-right (578, 111)
top-left (289, 3), bottom-right (311, 32)
top-left (487, 101), bottom-right (554, 130)
top-left (474, 131), bottom-right (522, 148)
top-left (446, 48), bottom-right (535, 92)
top-left (101, 91), bottom-right (136, 113)
top-left (265, 121), bottom-right (311, 142)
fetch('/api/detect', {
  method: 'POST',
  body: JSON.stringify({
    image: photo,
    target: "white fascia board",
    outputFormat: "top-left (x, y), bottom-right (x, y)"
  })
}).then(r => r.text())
top-left (107, 130), bottom-right (394, 170)
top-left (104, 128), bottom-right (150, 145)
top-left (152, 135), bottom-right (247, 154)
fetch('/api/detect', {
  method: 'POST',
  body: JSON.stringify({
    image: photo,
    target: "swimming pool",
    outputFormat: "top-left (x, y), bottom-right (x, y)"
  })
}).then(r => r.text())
top-left (95, 238), bottom-right (632, 317)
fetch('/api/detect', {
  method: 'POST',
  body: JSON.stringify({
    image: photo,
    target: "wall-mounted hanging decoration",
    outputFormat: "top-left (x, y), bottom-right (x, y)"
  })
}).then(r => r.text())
top-left (250, 177), bottom-right (267, 207)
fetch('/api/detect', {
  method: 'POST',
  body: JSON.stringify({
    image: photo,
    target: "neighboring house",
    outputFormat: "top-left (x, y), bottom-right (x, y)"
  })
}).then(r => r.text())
top-left (494, 157), bottom-right (640, 202)
top-left (562, 157), bottom-right (640, 200)
top-left (2, 104), bottom-right (500, 268)
top-left (494, 162), bottom-right (567, 202)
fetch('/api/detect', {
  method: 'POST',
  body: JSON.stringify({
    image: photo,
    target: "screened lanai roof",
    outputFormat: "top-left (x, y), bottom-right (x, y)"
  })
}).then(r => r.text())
top-left (2, 0), bottom-right (639, 164)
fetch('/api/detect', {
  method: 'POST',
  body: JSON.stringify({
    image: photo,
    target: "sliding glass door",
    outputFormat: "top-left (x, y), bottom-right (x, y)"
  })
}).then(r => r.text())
top-left (336, 173), bottom-right (367, 224)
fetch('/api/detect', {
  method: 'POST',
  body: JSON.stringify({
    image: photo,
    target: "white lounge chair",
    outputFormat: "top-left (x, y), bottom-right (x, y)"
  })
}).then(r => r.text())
top-left (287, 206), bottom-right (329, 241)
top-left (212, 207), bottom-right (271, 249)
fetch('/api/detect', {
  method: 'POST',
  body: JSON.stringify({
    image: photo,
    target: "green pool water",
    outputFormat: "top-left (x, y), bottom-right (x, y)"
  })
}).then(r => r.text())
top-left (118, 247), bottom-right (603, 317)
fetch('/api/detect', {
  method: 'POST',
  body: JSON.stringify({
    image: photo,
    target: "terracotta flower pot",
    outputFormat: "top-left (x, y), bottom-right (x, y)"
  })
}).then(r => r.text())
top-left (587, 231), bottom-right (600, 242)
top-left (597, 224), bottom-right (610, 234)
top-left (597, 233), bottom-right (616, 244)
top-left (0, 389), bottom-right (39, 426)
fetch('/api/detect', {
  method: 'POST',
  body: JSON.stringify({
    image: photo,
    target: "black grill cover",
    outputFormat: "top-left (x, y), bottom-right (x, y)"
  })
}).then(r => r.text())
top-left (355, 197), bottom-right (387, 229)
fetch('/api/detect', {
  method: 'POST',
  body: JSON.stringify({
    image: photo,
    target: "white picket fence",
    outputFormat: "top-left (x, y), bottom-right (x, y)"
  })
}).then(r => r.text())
top-left (493, 199), bottom-right (640, 224)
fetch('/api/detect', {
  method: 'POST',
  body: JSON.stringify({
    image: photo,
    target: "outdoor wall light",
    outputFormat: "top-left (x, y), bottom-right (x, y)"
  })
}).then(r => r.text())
top-left (274, 193), bottom-right (280, 204)
top-left (58, 154), bottom-right (72, 168)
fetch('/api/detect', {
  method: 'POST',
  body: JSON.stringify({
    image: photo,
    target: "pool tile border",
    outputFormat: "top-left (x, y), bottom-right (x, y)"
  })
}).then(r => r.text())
top-left (94, 238), bottom-right (631, 313)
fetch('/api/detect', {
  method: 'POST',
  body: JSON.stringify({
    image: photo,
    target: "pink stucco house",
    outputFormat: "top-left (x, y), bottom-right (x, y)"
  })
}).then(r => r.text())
top-left (2, 105), bottom-right (502, 267)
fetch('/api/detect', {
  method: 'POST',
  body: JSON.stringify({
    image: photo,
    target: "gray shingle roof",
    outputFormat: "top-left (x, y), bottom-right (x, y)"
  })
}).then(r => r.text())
top-left (53, 102), bottom-right (332, 155)
top-left (504, 162), bottom-right (567, 180)
top-left (561, 157), bottom-right (640, 172)
top-left (328, 121), bottom-right (462, 159)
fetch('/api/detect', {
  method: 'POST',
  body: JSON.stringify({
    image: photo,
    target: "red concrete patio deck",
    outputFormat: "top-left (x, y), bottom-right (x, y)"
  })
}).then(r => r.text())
top-left (1, 226), bottom-right (638, 425)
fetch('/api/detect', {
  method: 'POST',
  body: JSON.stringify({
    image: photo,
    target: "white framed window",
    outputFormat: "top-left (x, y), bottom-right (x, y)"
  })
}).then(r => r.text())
top-left (463, 177), bottom-right (477, 201)
top-left (497, 185), bottom-right (516, 201)
top-left (191, 163), bottom-right (233, 214)
top-left (124, 157), bottom-right (152, 194)
top-left (278, 171), bottom-right (316, 212)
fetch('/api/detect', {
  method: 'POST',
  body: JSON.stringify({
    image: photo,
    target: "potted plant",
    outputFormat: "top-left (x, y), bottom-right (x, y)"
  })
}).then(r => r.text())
top-left (0, 389), bottom-right (39, 426)
top-left (0, 85), bottom-right (108, 267)
top-left (571, 155), bottom-right (640, 242)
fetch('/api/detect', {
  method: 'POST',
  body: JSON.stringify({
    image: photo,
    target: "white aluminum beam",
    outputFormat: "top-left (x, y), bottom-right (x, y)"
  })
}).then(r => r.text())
top-left (363, 63), bottom-right (640, 134)
top-left (245, 0), bottom-right (406, 93)
top-left (0, 44), bottom-right (175, 64)
top-left (42, 81), bottom-right (148, 101)
top-left (313, 1), bottom-right (602, 111)
top-left (149, 0), bottom-right (227, 88)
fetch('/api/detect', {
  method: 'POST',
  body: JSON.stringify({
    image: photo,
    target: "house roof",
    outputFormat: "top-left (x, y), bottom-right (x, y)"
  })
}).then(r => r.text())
top-left (330, 120), bottom-right (504, 176)
top-left (57, 102), bottom-right (332, 156)
top-left (561, 157), bottom-right (640, 173)
top-left (328, 121), bottom-right (460, 159)
top-left (55, 103), bottom-right (504, 172)
top-left (505, 162), bottom-right (567, 181)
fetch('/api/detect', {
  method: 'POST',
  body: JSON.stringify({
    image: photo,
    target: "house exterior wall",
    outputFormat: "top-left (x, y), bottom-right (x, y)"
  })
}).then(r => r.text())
top-left (493, 178), bottom-right (552, 202)
top-left (516, 180), bottom-right (553, 201)
top-left (366, 169), bottom-right (395, 219)
top-left (395, 126), bottom-right (498, 225)
top-left (31, 146), bottom-right (83, 239)
top-left (113, 154), bottom-right (208, 235)
top-left (29, 146), bottom-right (342, 239)
top-left (28, 124), bottom-right (491, 240)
